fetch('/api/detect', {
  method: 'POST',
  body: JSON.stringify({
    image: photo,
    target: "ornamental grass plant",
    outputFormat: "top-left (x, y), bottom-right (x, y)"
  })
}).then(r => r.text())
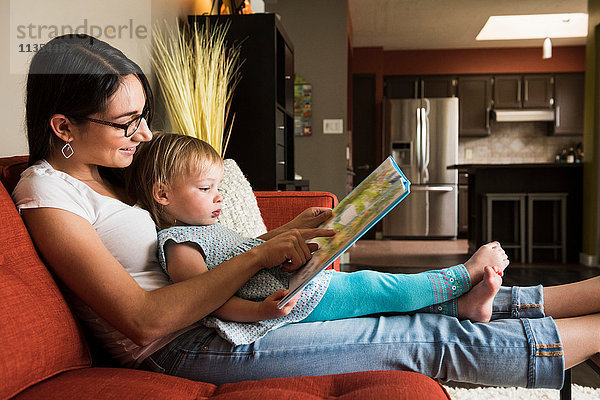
top-left (152, 20), bottom-right (241, 156)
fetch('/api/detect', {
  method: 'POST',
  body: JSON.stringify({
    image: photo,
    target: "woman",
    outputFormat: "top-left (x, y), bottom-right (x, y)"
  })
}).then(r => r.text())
top-left (13, 34), bottom-right (600, 388)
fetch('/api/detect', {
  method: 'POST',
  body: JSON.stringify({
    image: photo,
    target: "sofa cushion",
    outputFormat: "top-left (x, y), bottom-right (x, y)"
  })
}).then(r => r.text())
top-left (213, 370), bottom-right (450, 400)
top-left (13, 368), bottom-right (450, 400)
top-left (0, 181), bottom-right (91, 400)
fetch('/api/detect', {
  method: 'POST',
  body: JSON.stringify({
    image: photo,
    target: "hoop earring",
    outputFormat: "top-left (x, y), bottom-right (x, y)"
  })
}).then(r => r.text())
top-left (61, 142), bottom-right (74, 159)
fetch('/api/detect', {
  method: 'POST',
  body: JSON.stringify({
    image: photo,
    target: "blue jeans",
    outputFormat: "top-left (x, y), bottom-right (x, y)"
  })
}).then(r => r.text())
top-left (140, 285), bottom-right (564, 389)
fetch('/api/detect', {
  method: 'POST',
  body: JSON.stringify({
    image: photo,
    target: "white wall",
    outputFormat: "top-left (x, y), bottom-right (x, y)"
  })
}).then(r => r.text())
top-left (1, 0), bottom-right (192, 157)
top-left (3, 0), bottom-right (349, 200)
top-left (1, 0), bottom-right (27, 156)
top-left (266, 0), bottom-right (349, 200)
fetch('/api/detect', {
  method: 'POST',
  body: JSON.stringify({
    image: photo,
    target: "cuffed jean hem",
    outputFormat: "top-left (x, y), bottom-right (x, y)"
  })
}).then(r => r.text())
top-left (522, 317), bottom-right (565, 389)
top-left (492, 285), bottom-right (545, 320)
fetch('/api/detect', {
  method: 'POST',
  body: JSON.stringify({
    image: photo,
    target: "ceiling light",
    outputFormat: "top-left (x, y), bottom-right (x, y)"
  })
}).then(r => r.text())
top-left (477, 13), bottom-right (587, 41)
top-left (542, 37), bottom-right (552, 59)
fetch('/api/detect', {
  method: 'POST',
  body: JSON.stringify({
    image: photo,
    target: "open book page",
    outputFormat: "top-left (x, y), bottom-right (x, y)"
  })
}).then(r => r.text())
top-left (278, 156), bottom-right (410, 308)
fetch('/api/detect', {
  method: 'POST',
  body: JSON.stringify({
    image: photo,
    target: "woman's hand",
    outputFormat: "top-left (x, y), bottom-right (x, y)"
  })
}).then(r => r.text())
top-left (257, 289), bottom-right (299, 320)
top-left (257, 207), bottom-right (333, 241)
top-left (288, 207), bottom-right (333, 229)
top-left (250, 228), bottom-right (335, 272)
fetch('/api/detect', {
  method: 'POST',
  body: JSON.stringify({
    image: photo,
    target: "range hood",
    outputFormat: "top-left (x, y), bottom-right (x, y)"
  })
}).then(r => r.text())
top-left (492, 109), bottom-right (555, 122)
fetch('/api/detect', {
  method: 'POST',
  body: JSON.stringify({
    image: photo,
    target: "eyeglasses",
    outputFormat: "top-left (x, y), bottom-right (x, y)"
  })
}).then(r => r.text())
top-left (82, 108), bottom-right (149, 137)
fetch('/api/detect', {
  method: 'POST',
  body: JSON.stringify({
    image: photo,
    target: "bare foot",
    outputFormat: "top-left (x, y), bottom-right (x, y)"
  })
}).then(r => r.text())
top-left (457, 266), bottom-right (502, 323)
top-left (463, 241), bottom-right (509, 284)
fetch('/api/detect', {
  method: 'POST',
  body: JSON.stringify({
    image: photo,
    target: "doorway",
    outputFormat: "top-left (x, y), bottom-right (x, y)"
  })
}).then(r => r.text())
top-left (352, 73), bottom-right (378, 238)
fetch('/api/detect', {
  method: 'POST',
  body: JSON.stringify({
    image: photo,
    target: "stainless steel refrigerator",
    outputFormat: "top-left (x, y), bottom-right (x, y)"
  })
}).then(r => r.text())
top-left (382, 97), bottom-right (458, 238)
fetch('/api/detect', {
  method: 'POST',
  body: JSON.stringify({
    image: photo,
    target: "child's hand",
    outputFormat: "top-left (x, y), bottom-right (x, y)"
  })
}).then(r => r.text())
top-left (251, 228), bottom-right (335, 271)
top-left (257, 289), bottom-right (299, 320)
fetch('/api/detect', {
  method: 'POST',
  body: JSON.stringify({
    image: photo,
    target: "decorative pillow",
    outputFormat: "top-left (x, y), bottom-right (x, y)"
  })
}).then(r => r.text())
top-left (216, 159), bottom-right (268, 238)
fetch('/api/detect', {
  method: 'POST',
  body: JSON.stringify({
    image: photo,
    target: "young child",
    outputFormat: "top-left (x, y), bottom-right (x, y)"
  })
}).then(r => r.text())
top-left (130, 133), bottom-right (509, 345)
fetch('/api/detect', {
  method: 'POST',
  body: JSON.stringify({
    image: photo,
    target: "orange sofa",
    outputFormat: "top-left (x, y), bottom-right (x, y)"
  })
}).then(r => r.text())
top-left (0, 155), bottom-right (450, 400)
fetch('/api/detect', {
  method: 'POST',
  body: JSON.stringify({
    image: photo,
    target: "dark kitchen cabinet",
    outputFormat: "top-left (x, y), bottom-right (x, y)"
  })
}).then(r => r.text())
top-left (457, 75), bottom-right (492, 137)
top-left (384, 72), bottom-right (582, 139)
top-left (494, 75), bottom-right (522, 108)
top-left (384, 76), bottom-right (419, 98)
top-left (421, 76), bottom-right (457, 98)
top-left (552, 73), bottom-right (584, 136)
top-left (384, 75), bottom-right (457, 99)
top-left (189, 14), bottom-right (295, 190)
top-left (523, 75), bottom-right (554, 108)
top-left (493, 74), bottom-right (553, 109)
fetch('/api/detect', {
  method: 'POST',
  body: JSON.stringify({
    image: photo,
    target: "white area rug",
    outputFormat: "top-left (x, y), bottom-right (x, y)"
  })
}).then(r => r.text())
top-left (443, 384), bottom-right (600, 399)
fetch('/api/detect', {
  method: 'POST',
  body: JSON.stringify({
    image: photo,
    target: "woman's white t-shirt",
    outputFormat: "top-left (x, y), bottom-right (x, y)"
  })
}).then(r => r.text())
top-left (12, 160), bottom-right (196, 367)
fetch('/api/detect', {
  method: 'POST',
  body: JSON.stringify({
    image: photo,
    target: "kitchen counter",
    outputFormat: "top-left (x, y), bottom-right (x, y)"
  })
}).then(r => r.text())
top-left (450, 163), bottom-right (582, 262)
top-left (448, 163), bottom-right (582, 172)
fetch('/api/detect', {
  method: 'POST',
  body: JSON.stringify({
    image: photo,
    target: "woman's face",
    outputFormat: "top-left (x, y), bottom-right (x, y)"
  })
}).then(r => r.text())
top-left (69, 74), bottom-right (152, 169)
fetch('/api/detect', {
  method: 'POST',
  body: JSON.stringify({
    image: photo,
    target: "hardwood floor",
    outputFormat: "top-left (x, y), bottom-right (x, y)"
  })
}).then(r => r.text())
top-left (345, 239), bottom-right (598, 284)
top-left (344, 239), bottom-right (600, 388)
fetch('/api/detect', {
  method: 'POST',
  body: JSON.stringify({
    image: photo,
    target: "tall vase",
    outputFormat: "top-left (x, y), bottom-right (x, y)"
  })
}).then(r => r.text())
top-left (216, 159), bottom-right (268, 238)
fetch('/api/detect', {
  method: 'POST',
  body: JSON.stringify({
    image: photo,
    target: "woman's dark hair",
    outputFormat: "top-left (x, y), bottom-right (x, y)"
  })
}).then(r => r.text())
top-left (26, 34), bottom-right (154, 183)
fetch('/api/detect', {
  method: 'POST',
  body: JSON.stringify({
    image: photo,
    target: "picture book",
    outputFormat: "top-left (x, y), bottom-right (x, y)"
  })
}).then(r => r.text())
top-left (278, 156), bottom-right (411, 308)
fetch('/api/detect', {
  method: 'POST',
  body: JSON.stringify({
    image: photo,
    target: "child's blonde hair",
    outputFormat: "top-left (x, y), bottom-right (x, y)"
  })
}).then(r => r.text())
top-left (129, 132), bottom-right (223, 230)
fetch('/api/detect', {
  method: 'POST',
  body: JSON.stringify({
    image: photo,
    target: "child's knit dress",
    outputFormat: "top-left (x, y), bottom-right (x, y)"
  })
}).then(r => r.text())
top-left (158, 224), bottom-right (333, 345)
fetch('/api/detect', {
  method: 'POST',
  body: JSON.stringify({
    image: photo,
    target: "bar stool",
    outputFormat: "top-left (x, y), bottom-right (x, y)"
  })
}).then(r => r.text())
top-left (483, 193), bottom-right (526, 263)
top-left (527, 193), bottom-right (567, 264)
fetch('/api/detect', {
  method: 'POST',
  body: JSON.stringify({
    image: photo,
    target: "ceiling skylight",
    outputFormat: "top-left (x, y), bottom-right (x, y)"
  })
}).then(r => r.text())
top-left (476, 13), bottom-right (588, 41)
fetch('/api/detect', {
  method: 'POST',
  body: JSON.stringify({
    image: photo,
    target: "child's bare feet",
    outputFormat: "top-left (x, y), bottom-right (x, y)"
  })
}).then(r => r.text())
top-left (464, 241), bottom-right (509, 284)
top-left (457, 266), bottom-right (502, 323)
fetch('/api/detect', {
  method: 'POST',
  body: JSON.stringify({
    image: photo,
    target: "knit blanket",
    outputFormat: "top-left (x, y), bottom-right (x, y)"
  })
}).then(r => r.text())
top-left (216, 159), bottom-right (268, 238)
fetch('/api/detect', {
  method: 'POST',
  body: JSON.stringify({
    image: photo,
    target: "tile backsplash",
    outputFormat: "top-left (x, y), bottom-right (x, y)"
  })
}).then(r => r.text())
top-left (458, 121), bottom-right (582, 164)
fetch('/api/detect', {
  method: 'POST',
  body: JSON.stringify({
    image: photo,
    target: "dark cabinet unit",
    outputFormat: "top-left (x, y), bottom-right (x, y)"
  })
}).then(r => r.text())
top-left (382, 72), bottom-right (583, 140)
top-left (384, 75), bottom-right (457, 99)
top-left (189, 14), bottom-right (295, 190)
top-left (421, 76), bottom-right (458, 98)
top-left (493, 74), bottom-right (553, 109)
top-left (457, 75), bottom-right (492, 137)
top-left (553, 73), bottom-right (585, 136)
top-left (523, 75), bottom-right (554, 108)
top-left (384, 76), bottom-right (419, 98)
top-left (493, 75), bottom-right (522, 108)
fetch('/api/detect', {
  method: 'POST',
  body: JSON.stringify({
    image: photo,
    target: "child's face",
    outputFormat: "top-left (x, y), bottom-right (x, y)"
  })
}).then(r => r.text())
top-left (165, 164), bottom-right (224, 226)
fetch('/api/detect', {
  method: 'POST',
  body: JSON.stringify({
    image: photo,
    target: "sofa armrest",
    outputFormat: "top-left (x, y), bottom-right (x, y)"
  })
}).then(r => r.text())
top-left (0, 155), bottom-right (29, 194)
top-left (254, 191), bottom-right (338, 230)
top-left (254, 191), bottom-right (340, 271)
